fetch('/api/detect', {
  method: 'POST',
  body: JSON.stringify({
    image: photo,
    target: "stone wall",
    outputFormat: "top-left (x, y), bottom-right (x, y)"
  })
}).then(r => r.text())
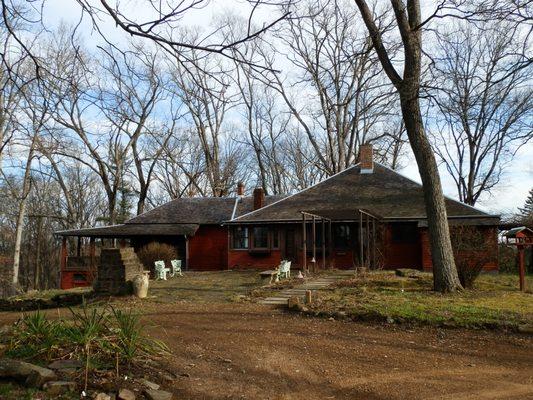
top-left (94, 247), bottom-right (144, 294)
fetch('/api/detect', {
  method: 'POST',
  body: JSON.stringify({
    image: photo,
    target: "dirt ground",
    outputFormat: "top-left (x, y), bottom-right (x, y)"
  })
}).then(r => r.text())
top-left (134, 301), bottom-right (533, 400)
top-left (0, 271), bottom-right (531, 400)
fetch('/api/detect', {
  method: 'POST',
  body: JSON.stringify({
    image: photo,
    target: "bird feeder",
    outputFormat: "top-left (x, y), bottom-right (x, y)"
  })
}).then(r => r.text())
top-left (503, 227), bottom-right (533, 291)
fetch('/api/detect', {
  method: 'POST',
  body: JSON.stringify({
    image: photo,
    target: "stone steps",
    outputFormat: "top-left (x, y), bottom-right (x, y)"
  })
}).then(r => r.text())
top-left (259, 271), bottom-right (354, 306)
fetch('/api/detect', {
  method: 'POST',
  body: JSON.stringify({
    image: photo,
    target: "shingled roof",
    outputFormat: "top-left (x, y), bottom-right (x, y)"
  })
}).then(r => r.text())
top-left (229, 164), bottom-right (499, 223)
top-left (125, 195), bottom-right (284, 225)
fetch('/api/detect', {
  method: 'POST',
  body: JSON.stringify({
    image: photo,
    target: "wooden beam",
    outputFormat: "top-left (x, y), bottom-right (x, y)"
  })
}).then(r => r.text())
top-left (77, 236), bottom-right (82, 257)
top-left (518, 247), bottom-right (526, 292)
top-left (60, 237), bottom-right (67, 289)
top-left (322, 219), bottom-right (326, 270)
top-left (359, 211), bottom-right (363, 268)
top-left (185, 236), bottom-right (190, 271)
top-left (372, 218), bottom-right (376, 269)
top-left (312, 216), bottom-right (316, 273)
top-left (329, 220), bottom-right (334, 269)
top-left (302, 213), bottom-right (307, 273)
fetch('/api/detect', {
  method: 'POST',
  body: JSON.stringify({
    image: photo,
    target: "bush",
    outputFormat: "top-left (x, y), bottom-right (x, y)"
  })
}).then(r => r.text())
top-left (136, 242), bottom-right (178, 273)
top-left (450, 226), bottom-right (497, 289)
top-left (498, 244), bottom-right (517, 273)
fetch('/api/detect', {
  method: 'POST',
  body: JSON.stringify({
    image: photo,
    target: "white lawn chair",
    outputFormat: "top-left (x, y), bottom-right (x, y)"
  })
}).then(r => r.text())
top-left (154, 260), bottom-right (170, 280)
top-left (170, 259), bottom-right (183, 277)
top-left (278, 260), bottom-right (291, 279)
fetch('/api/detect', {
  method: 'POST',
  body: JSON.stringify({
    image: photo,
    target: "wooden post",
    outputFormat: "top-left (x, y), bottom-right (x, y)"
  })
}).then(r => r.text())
top-left (60, 237), bottom-right (67, 289)
top-left (359, 211), bottom-right (363, 268)
top-left (312, 215), bottom-right (316, 273)
top-left (77, 236), bottom-right (82, 257)
top-left (185, 236), bottom-right (190, 271)
top-left (322, 219), bottom-right (326, 270)
top-left (302, 213), bottom-right (307, 273)
top-left (89, 237), bottom-right (95, 269)
top-left (518, 247), bottom-right (526, 292)
top-left (372, 218), bottom-right (376, 269)
top-left (329, 220), bottom-right (334, 269)
top-left (366, 213), bottom-right (370, 269)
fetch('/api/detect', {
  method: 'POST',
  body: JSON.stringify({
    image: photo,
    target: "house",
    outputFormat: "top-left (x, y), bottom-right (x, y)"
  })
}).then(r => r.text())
top-left (56, 145), bottom-right (499, 289)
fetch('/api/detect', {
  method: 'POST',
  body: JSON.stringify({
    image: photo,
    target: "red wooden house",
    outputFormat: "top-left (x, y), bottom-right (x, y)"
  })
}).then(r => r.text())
top-left (56, 145), bottom-right (499, 289)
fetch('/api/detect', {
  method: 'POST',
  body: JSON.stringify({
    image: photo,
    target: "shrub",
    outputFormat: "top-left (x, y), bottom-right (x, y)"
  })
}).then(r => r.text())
top-left (450, 226), bottom-right (497, 289)
top-left (498, 244), bottom-right (517, 273)
top-left (136, 242), bottom-right (178, 273)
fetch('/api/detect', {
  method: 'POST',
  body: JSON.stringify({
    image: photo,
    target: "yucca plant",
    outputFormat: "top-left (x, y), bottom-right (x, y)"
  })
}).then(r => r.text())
top-left (67, 301), bottom-right (108, 391)
top-left (8, 310), bottom-right (63, 360)
top-left (111, 307), bottom-right (168, 367)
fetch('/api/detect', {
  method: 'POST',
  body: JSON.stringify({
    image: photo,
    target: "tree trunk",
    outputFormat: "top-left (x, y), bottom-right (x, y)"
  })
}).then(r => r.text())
top-left (399, 91), bottom-right (462, 292)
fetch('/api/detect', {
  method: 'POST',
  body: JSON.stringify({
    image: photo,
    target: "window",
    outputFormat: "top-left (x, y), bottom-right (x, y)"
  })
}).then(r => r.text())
top-left (252, 226), bottom-right (269, 249)
top-left (232, 227), bottom-right (249, 249)
top-left (391, 224), bottom-right (418, 244)
top-left (334, 224), bottom-right (352, 248)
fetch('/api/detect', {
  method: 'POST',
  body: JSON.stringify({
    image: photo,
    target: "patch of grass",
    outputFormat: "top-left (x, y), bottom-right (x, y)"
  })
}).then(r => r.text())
top-left (0, 383), bottom-right (77, 400)
top-left (304, 272), bottom-right (533, 330)
top-left (148, 271), bottom-right (264, 303)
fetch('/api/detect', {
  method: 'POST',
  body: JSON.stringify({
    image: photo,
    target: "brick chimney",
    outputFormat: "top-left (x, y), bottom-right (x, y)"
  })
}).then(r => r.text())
top-left (359, 144), bottom-right (374, 174)
top-left (237, 181), bottom-right (245, 196)
top-left (253, 187), bottom-right (265, 210)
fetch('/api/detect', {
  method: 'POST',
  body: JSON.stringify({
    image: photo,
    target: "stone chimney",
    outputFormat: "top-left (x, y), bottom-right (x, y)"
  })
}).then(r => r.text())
top-left (253, 187), bottom-right (265, 210)
top-left (237, 181), bottom-right (245, 196)
top-left (359, 144), bottom-right (374, 174)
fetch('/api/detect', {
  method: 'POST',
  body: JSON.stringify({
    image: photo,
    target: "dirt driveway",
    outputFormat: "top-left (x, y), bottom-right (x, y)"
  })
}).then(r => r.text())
top-left (139, 301), bottom-right (533, 400)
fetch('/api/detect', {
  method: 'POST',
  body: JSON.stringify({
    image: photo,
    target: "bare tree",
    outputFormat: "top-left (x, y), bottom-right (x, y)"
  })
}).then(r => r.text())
top-left (169, 38), bottom-right (238, 197)
top-left (430, 20), bottom-right (533, 206)
top-left (261, 0), bottom-right (399, 175)
top-left (354, 0), bottom-right (462, 292)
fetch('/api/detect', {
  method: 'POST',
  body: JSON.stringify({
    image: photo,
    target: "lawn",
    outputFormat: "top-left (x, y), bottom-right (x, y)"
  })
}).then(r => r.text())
top-left (147, 270), bottom-right (264, 303)
top-left (303, 271), bottom-right (533, 330)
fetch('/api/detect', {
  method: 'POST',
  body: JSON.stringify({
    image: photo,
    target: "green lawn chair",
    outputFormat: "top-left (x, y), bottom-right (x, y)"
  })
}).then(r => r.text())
top-left (170, 259), bottom-right (183, 277)
top-left (154, 260), bottom-right (170, 280)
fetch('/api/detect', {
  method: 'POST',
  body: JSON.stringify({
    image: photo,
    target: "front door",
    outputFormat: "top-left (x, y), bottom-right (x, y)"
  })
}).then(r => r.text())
top-left (283, 228), bottom-right (297, 263)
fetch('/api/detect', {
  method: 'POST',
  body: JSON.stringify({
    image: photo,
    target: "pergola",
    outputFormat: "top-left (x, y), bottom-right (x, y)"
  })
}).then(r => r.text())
top-left (300, 209), bottom-right (381, 273)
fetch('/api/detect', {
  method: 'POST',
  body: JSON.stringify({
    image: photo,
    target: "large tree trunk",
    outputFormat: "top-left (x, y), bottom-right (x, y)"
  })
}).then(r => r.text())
top-left (399, 91), bottom-right (462, 291)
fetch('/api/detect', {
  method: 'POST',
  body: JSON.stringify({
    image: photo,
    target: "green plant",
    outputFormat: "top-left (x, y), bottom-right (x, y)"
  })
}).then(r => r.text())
top-left (111, 307), bottom-right (168, 365)
top-left (7, 310), bottom-right (63, 360)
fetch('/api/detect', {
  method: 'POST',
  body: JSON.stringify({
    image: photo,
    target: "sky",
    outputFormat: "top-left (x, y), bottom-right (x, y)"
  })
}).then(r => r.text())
top-left (40, 0), bottom-right (533, 215)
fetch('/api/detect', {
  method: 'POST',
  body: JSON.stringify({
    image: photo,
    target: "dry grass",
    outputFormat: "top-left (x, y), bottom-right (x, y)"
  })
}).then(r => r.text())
top-left (146, 270), bottom-right (264, 303)
top-left (307, 271), bottom-right (533, 330)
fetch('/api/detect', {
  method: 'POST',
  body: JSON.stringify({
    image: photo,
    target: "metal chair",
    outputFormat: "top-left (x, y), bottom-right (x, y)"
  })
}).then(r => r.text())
top-left (278, 260), bottom-right (291, 279)
top-left (170, 259), bottom-right (183, 277)
top-left (154, 260), bottom-right (170, 280)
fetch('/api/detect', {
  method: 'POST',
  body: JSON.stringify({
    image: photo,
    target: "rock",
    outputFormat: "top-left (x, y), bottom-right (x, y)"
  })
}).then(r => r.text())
top-left (386, 317), bottom-right (395, 324)
top-left (144, 389), bottom-right (173, 400)
top-left (118, 387), bottom-right (136, 400)
top-left (43, 381), bottom-right (76, 395)
top-left (518, 324), bottom-right (533, 334)
top-left (94, 393), bottom-right (112, 400)
top-left (305, 290), bottom-right (312, 304)
top-left (0, 358), bottom-right (57, 388)
top-left (287, 296), bottom-right (300, 309)
top-left (139, 378), bottom-right (160, 390)
top-left (48, 359), bottom-right (83, 370)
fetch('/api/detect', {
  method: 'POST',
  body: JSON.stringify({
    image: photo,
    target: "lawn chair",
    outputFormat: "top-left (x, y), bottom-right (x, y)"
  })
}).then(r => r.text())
top-left (154, 260), bottom-right (170, 280)
top-left (278, 260), bottom-right (291, 279)
top-left (170, 259), bottom-right (183, 277)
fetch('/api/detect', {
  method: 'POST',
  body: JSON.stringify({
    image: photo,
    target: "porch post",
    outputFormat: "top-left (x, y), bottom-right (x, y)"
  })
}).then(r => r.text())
top-left (302, 213), bottom-right (307, 273)
top-left (312, 216), bottom-right (316, 273)
top-left (372, 218), bottom-right (376, 269)
top-left (359, 211), bottom-right (363, 268)
top-left (59, 236), bottom-right (67, 288)
top-left (328, 220), bottom-right (334, 269)
top-left (77, 236), bottom-right (82, 257)
top-left (89, 237), bottom-right (96, 271)
top-left (322, 219), bottom-right (326, 270)
top-left (185, 236), bottom-right (190, 271)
